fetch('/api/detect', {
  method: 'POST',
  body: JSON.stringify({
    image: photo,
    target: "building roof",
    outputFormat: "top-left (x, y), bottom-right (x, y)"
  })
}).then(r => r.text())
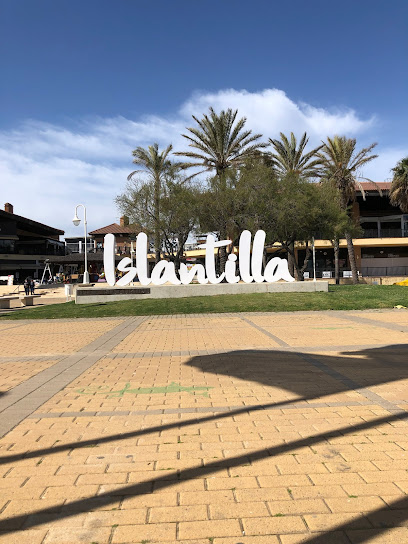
top-left (358, 181), bottom-right (391, 192)
top-left (0, 209), bottom-right (64, 235)
top-left (89, 223), bottom-right (135, 235)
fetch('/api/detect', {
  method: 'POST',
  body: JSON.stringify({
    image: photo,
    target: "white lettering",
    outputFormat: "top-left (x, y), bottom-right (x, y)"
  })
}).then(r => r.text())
top-left (104, 234), bottom-right (116, 286)
top-left (116, 257), bottom-right (137, 286)
top-left (264, 257), bottom-right (295, 282)
top-left (135, 232), bottom-right (151, 286)
top-left (238, 230), bottom-right (253, 283)
top-left (199, 234), bottom-right (231, 284)
top-left (251, 230), bottom-right (266, 283)
top-left (225, 254), bottom-right (240, 283)
top-left (103, 231), bottom-right (295, 287)
top-left (179, 263), bottom-right (208, 284)
top-left (151, 261), bottom-right (181, 285)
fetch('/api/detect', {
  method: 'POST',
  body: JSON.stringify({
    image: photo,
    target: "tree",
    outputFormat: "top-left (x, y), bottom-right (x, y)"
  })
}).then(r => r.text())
top-left (317, 136), bottom-right (378, 284)
top-left (127, 143), bottom-right (175, 263)
top-left (260, 173), bottom-right (348, 281)
top-left (116, 173), bottom-right (201, 273)
top-left (266, 132), bottom-right (323, 274)
top-left (267, 132), bottom-right (323, 178)
top-left (174, 107), bottom-right (268, 176)
top-left (174, 108), bottom-right (267, 273)
top-left (390, 157), bottom-right (408, 213)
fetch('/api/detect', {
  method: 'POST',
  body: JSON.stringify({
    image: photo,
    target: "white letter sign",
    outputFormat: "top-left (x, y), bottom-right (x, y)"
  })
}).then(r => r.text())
top-left (103, 231), bottom-right (295, 287)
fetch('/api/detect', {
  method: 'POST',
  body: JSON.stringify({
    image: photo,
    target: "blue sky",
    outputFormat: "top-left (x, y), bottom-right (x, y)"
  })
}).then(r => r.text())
top-left (1, 0), bottom-right (407, 235)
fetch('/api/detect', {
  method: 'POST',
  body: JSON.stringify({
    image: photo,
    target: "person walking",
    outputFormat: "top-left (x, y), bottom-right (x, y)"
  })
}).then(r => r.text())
top-left (29, 277), bottom-right (35, 295)
top-left (23, 277), bottom-right (30, 296)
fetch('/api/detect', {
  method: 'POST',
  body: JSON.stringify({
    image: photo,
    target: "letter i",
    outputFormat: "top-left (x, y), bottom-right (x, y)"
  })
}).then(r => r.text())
top-left (225, 254), bottom-right (240, 283)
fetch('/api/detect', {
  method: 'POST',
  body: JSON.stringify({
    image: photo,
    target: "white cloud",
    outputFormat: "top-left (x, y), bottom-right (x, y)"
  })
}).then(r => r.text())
top-left (0, 87), bottom-right (403, 237)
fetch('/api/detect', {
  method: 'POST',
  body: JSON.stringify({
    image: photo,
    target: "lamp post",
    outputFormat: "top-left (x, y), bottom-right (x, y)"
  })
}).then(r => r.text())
top-left (72, 204), bottom-right (90, 284)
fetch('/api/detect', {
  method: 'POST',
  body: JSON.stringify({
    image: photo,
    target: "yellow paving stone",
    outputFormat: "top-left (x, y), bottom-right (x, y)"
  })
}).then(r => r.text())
top-left (206, 476), bottom-right (259, 490)
top-left (43, 526), bottom-right (112, 543)
top-left (179, 490), bottom-right (236, 505)
top-left (280, 532), bottom-right (350, 544)
top-left (42, 484), bottom-right (100, 499)
top-left (235, 487), bottom-right (292, 502)
top-left (178, 519), bottom-right (242, 539)
top-left (121, 492), bottom-right (178, 508)
top-left (112, 522), bottom-right (177, 542)
top-left (343, 483), bottom-right (405, 496)
top-left (267, 498), bottom-right (330, 515)
top-left (325, 496), bottom-right (386, 513)
top-left (84, 508), bottom-right (146, 526)
top-left (242, 516), bottom-right (306, 535)
top-left (0, 529), bottom-right (47, 543)
top-left (215, 537), bottom-right (280, 544)
top-left (209, 501), bottom-right (270, 519)
top-left (304, 512), bottom-right (372, 531)
top-left (149, 505), bottom-right (208, 523)
top-left (289, 486), bottom-right (348, 499)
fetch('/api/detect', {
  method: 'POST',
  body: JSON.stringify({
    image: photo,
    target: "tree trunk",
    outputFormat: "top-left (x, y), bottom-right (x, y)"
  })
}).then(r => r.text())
top-left (154, 176), bottom-right (161, 264)
top-left (299, 244), bottom-right (312, 281)
top-left (333, 237), bottom-right (340, 285)
top-left (345, 231), bottom-right (359, 284)
top-left (287, 241), bottom-right (295, 277)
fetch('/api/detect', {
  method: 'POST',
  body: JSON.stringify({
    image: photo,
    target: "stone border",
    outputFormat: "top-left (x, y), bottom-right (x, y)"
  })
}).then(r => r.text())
top-left (27, 399), bottom-right (384, 420)
top-left (0, 317), bottom-right (146, 437)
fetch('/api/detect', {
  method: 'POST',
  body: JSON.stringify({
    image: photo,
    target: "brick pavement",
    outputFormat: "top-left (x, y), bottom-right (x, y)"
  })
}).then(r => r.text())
top-left (0, 310), bottom-right (407, 543)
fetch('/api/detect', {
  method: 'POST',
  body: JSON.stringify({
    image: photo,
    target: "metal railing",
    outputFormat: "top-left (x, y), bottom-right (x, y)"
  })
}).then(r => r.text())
top-left (361, 229), bottom-right (407, 238)
top-left (360, 266), bottom-right (408, 277)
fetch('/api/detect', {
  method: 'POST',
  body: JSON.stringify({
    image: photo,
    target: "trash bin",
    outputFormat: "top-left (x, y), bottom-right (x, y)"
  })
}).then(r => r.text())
top-left (65, 284), bottom-right (73, 301)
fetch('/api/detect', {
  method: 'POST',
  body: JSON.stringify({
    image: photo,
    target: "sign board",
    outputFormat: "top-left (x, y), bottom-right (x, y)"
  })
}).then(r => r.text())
top-left (103, 230), bottom-right (296, 287)
top-left (322, 271), bottom-right (332, 279)
top-left (303, 272), bottom-right (310, 279)
top-left (343, 271), bottom-right (352, 278)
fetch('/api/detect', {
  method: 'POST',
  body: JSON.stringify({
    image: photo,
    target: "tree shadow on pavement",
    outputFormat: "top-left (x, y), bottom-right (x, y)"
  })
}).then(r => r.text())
top-left (185, 344), bottom-right (408, 405)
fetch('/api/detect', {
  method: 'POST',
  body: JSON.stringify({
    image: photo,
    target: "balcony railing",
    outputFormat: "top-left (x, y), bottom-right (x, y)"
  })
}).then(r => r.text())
top-left (66, 242), bottom-right (95, 253)
top-left (361, 229), bottom-right (408, 238)
top-left (361, 266), bottom-right (408, 277)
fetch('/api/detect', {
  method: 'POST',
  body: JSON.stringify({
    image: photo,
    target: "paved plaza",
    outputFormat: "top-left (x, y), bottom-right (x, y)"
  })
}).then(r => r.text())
top-left (0, 310), bottom-right (407, 543)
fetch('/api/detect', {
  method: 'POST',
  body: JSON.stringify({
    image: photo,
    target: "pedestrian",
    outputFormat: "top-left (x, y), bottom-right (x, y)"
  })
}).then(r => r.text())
top-left (23, 277), bottom-right (30, 296)
top-left (29, 277), bottom-right (35, 295)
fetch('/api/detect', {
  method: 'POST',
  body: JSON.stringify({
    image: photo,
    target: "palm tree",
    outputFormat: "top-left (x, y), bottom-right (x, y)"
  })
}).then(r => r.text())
top-left (267, 132), bottom-right (323, 178)
top-left (175, 107), bottom-right (267, 272)
top-left (128, 143), bottom-right (174, 263)
top-left (174, 107), bottom-right (267, 177)
top-left (390, 157), bottom-right (408, 213)
top-left (317, 136), bottom-right (378, 284)
top-left (267, 132), bottom-right (323, 278)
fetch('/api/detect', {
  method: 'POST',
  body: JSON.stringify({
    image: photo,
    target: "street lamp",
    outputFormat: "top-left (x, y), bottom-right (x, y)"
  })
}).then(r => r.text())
top-left (72, 204), bottom-right (90, 284)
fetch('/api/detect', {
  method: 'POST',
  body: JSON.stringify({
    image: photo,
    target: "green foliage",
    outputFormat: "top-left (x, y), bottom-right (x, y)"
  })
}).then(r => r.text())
top-left (390, 157), bottom-right (408, 212)
top-left (267, 132), bottom-right (323, 178)
top-left (125, 143), bottom-right (181, 262)
top-left (116, 173), bottom-right (201, 268)
top-left (317, 136), bottom-right (378, 208)
top-left (174, 107), bottom-right (267, 176)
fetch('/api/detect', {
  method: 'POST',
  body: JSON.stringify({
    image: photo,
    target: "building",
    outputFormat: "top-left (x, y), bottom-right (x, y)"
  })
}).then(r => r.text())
top-left (0, 203), bottom-right (65, 282)
top-left (88, 216), bottom-right (138, 254)
top-left (297, 182), bottom-right (408, 279)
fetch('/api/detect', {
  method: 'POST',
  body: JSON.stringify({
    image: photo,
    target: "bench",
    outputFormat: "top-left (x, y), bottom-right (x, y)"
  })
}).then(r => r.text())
top-left (0, 296), bottom-right (19, 309)
top-left (19, 294), bottom-right (41, 307)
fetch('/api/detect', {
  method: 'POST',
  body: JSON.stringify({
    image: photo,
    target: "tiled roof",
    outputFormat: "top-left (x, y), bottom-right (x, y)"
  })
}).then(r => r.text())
top-left (358, 181), bottom-right (391, 191)
top-left (89, 223), bottom-right (135, 235)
